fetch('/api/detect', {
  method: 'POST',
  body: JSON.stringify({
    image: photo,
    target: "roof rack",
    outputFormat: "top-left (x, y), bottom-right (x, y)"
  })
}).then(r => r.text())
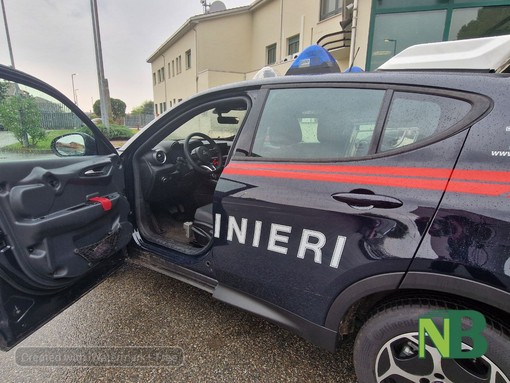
top-left (377, 35), bottom-right (510, 73)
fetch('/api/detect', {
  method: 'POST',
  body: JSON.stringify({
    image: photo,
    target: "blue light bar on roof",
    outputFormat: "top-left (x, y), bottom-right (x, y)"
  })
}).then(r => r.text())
top-left (285, 45), bottom-right (341, 76)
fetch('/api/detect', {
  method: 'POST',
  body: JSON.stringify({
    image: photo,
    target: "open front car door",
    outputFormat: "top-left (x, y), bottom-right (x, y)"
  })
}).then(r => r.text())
top-left (0, 65), bottom-right (132, 350)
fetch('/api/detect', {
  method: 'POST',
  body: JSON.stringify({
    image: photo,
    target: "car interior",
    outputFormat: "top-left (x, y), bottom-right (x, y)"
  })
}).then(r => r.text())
top-left (133, 98), bottom-right (248, 255)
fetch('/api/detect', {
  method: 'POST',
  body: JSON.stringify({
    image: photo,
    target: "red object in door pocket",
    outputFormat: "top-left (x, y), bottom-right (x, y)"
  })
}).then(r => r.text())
top-left (89, 197), bottom-right (112, 211)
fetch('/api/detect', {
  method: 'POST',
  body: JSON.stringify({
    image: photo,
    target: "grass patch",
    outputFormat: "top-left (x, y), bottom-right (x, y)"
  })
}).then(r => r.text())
top-left (1, 130), bottom-right (76, 153)
top-left (1, 125), bottom-right (135, 154)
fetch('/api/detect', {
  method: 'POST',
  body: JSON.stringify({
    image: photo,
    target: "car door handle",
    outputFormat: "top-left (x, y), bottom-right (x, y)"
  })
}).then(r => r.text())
top-left (82, 164), bottom-right (111, 177)
top-left (331, 192), bottom-right (403, 210)
top-left (83, 169), bottom-right (105, 176)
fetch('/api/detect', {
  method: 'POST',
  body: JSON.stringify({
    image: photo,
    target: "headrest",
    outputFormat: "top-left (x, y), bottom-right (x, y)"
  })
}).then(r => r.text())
top-left (267, 117), bottom-right (302, 146)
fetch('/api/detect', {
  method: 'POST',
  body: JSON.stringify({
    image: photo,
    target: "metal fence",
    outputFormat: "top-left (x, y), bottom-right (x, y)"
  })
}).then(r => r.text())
top-left (123, 114), bottom-right (154, 129)
top-left (40, 111), bottom-right (84, 130)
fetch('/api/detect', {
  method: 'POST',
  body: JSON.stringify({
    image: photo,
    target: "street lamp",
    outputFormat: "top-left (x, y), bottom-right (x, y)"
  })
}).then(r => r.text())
top-left (1, 0), bottom-right (15, 69)
top-left (384, 39), bottom-right (397, 56)
top-left (71, 73), bottom-right (77, 104)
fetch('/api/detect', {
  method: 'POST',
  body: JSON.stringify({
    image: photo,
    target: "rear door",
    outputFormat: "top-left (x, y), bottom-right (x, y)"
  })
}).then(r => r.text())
top-left (0, 66), bottom-right (132, 349)
top-left (212, 84), bottom-right (490, 324)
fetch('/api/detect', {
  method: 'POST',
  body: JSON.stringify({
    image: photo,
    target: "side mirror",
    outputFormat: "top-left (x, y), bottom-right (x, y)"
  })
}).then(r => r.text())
top-left (51, 132), bottom-right (96, 157)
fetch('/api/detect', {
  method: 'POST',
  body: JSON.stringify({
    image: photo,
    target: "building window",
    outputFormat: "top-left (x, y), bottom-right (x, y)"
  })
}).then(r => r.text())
top-left (287, 35), bottom-right (300, 56)
top-left (266, 43), bottom-right (277, 65)
top-left (185, 50), bottom-right (192, 69)
top-left (320, 0), bottom-right (342, 20)
top-left (176, 56), bottom-right (182, 74)
top-left (153, 73), bottom-right (156, 85)
top-left (168, 63), bottom-right (171, 77)
top-left (172, 60), bottom-right (175, 77)
top-left (155, 104), bottom-right (158, 115)
top-left (161, 66), bottom-right (165, 81)
top-left (449, 5), bottom-right (510, 40)
top-left (157, 69), bottom-right (161, 83)
top-left (367, 2), bottom-right (510, 71)
top-left (369, 10), bottom-right (446, 70)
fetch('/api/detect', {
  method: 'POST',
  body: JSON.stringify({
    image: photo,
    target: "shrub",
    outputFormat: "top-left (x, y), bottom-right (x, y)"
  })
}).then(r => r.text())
top-left (79, 124), bottom-right (134, 140)
top-left (0, 92), bottom-right (46, 147)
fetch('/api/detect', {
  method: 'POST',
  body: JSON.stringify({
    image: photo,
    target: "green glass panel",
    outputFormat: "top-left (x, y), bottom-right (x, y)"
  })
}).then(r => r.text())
top-left (453, 0), bottom-right (508, 3)
top-left (450, 6), bottom-right (510, 39)
top-left (375, 0), bottom-right (449, 10)
top-left (369, 10), bottom-right (447, 70)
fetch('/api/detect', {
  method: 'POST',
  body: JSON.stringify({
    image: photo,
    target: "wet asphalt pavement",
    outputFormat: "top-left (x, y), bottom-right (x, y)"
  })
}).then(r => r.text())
top-left (0, 262), bottom-right (357, 382)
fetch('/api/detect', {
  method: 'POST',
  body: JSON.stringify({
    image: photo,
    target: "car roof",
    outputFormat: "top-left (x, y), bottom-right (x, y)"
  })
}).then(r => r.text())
top-left (191, 70), bottom-right (509, 101)
top-left (377, 35), bottom-right (510, 73)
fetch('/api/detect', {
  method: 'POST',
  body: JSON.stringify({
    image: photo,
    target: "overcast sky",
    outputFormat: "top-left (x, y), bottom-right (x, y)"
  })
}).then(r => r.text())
top-left (0, 0), bottom-right (252, 113)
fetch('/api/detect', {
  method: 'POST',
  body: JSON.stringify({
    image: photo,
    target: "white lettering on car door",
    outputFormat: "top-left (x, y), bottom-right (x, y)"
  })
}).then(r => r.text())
top-left (268, 224), bottom-right (292, 255)
top-left (227, 216), bottom-right (248, 244)
top-left (213, 214), bottom-right (346, 269)
top-left (297, 229), bottom-right (326, 264)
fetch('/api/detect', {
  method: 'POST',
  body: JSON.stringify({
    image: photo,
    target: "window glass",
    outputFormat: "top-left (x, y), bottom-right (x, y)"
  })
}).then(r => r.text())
top-left (321, 0), bottom-right (342, 20)
top-left (185, 50), bottom-right (192, 69)
top-left (251, 88), bottom-right (385, 160)
top-left (165, 100), bottom-right (247, 141)
top-left (378, 92), bottom-right (471, 152)
top-left (0, 80), bottom-right (94, 160)
top-left (454, 0), bottom-right (505, 3)
top-left (176, 56), bottom-right (182, 74)
top-left (375, 0), bottom-right (448, 10)
top-left (288, 35), bottom-right (300, 55)
top-left (369, 10), bottom-right (447, 70)
top-left (449, 6), bottom-right (510, 40)
top-left (267, 43), bottom-right (277, 65)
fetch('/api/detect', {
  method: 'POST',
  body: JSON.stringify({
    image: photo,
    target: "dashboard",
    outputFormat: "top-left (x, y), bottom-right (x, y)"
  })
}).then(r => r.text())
top-left (139, 139), bottom-right (231, 202)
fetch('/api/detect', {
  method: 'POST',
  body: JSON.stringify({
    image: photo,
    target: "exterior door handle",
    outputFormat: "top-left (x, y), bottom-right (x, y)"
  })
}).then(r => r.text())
top-left (331, 192), bottom-right (403, 210)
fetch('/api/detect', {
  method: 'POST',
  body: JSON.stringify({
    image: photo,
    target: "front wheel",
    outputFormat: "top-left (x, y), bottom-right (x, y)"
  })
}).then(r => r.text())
top-left (353, 300), bottom-right (510, 383)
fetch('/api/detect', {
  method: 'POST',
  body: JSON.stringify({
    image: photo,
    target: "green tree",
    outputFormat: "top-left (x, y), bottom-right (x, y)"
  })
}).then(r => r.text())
top-left (0, 81), bottom-right (8, 103)
top-left (131, 100), bottom-right (154, 115)
top-left (93, 98), bottom-right (127, 123)
top-left (111, 98), bottom-right (126, 121)
top-left (0, 91), bottom-right (45, 147)
top-left (93, 99), bottom-right (101, 117)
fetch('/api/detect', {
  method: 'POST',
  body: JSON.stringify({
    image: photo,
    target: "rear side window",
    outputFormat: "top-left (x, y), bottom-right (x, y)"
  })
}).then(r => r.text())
top-left (378, 92), bottom-right (471, 152)
top-left (251, 88), bottom-right (386, 159)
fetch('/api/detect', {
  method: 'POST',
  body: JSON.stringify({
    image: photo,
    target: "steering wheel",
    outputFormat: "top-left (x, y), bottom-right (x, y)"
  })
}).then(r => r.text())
top-left (183, 132), bottom-right (223, 175)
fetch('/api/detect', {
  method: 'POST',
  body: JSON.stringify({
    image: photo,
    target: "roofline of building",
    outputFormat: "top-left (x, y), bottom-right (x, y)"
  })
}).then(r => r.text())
top-left (147, 0), bottom-right (271, 63)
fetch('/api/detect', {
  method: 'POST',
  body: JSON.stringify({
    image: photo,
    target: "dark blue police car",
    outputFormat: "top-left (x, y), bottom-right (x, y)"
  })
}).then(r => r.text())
top-left (1, 36), bottom-right (510, 382)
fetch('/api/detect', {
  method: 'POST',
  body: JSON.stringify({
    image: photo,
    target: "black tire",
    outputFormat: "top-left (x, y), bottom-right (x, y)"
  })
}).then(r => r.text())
top-left (353, 299), bottom-right (510, 383)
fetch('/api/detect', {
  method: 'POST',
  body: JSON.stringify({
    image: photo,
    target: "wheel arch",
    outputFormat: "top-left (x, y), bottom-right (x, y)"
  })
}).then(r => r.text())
top-left (325, 272), bottom-right (510, 336)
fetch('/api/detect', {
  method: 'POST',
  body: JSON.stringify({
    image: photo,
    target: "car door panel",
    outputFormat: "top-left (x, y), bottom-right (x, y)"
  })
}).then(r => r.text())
top-left (0, 154), bottom-right (132, 286)
top-left (0, 65), bottom-right (132, 350)
top-left (0, 252), bottom-right (123, 350)
top-left (212, 84), bottom-right (482, 324)
top-left (215, 141), bottom-right (466, 324)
